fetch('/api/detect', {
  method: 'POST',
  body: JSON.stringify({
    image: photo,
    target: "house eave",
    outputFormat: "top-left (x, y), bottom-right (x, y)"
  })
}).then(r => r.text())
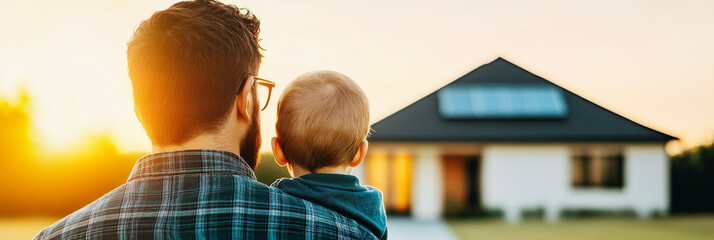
top-left (368, 136), bottom-right (676, 143)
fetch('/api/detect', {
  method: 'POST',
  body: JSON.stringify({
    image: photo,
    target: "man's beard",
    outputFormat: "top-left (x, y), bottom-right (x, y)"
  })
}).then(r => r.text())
top-left (239, 92), bottom-right (261, 170)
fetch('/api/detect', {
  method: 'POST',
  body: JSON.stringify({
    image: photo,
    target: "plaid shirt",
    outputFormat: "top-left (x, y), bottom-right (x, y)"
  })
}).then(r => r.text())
top-left (35, 150), bottom-right (376, 239)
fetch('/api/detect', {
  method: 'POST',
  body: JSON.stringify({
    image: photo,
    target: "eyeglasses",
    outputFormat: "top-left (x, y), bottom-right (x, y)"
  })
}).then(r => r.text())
top-left (254, 77), bottom-right (275, 111)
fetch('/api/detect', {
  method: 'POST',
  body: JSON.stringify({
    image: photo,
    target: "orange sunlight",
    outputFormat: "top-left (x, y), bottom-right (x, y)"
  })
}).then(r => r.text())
top-left (1, 0), bottom-right (714, 225)
top-left (0, 94), bottom-right (140, 215)
top-left (1, 0), bottom-right (714, 157)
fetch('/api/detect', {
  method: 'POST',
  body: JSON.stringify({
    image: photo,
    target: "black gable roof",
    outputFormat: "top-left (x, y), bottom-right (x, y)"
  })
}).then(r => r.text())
top-left (369, 58), bottom-right (676, 143)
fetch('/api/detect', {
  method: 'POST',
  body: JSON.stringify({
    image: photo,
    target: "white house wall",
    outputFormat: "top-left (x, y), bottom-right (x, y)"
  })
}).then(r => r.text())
top-left (559, 144), bottom-right (668, 218)
top-left (481, 143), bottom-right (669, 223)
top-left (411, 146), bottom-right (443, 220)
top-left (481, 144), bottom-right (570, 223)
top-left (624, 144), bottom-right (669, 218)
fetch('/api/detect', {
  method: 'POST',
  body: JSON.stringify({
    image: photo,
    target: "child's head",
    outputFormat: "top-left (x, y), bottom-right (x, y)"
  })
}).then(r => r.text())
top-left (272, 70), bottom-right (370, 176)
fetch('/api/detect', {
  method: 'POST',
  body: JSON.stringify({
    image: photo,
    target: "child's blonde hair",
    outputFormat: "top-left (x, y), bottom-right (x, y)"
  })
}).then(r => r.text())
top-left (276, 70), bottom-right (370, 172)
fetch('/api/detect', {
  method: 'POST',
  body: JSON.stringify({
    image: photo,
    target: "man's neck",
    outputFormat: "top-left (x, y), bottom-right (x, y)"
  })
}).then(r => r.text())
top-left (152, 132), bottom-right (240, 155)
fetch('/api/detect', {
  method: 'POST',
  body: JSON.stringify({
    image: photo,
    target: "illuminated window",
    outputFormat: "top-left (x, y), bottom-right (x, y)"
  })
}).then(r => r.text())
top-left (391, 154), bottom-right (412, 213)
top-left (366, 153), bottom-right (390, 207)
top-left (365, 152), bottom-right (412, 214)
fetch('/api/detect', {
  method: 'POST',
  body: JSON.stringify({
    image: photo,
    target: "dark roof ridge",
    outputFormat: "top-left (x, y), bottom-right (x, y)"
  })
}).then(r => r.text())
top-left (369, 57), bottom-right (677, 142)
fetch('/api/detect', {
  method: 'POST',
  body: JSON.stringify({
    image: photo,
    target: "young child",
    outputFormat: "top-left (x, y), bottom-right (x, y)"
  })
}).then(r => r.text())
top-left (270, 70), bottom-right (387, 239)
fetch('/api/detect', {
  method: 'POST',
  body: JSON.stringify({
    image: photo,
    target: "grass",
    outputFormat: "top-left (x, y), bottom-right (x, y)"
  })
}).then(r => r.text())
top-left (0, 217), bottom-right (61, 240)
top-left (448, 215), bottom-right (714, 240)
top-left (3, 215), bottom-right (714, 240)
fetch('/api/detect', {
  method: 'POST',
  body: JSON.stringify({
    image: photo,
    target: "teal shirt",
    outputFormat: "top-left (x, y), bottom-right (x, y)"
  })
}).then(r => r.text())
top-left (272, 173), bottom-right (388, 239)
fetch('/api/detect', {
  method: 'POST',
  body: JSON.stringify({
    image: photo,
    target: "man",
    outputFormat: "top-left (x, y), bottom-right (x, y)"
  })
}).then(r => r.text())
top-left (35, 0), bottom-right (376, 239)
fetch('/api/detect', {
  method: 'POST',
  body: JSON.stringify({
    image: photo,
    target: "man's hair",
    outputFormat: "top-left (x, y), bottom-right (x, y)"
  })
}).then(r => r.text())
top-left (276, 71), bottom-right (370, 172)
top-left (127, 0), bottom-right (262, 145)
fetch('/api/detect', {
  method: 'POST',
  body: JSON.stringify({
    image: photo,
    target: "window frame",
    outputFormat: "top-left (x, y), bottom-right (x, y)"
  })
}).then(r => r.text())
top-left (571, 147), bottom-right (625, 189)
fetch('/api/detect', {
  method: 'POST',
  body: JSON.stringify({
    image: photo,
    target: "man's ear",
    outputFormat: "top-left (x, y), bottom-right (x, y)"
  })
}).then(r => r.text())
top-left (272, 137), bottom-right (289, 166)
top-left (235, 76), bottom-right (255, 123)
top-left (349, 140), bottom-right (369, 168)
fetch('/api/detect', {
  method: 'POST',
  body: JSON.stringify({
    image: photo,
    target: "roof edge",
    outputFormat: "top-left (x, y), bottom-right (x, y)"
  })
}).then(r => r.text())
top-left (370, 57), bottom-right (678, 141)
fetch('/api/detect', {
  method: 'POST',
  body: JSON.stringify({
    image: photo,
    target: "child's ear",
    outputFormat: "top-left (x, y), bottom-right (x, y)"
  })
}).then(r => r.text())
top-left (349, 140), bottom-right (369, 168)
top-left (272, 137), bottom-right (289, 166)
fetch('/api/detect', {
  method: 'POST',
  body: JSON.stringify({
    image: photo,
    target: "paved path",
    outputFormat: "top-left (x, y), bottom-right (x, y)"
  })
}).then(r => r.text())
top-left (387, 217), bottom-right (460, 240)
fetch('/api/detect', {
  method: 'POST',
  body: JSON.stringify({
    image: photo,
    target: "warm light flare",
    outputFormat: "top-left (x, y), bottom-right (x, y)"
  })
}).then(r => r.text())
top-left (366, 153), bottom-right (390, 208)
top-left (391, 153), bottom-right (412, 213)
top-left (365, 151), bottom-right (412, 213)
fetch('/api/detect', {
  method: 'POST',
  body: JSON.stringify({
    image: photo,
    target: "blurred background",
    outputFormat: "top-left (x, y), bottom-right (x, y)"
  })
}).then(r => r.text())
top-left (1, 0), bottom-right (713, 239)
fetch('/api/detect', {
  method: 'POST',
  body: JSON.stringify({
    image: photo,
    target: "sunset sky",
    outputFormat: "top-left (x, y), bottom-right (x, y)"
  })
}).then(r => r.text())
top-left (1, 0), bottom-right (713, 155)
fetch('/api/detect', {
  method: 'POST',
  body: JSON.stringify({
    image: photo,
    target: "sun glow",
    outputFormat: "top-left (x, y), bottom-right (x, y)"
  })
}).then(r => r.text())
top-left (1, 0), bottom-right (712, 157)
top-left (0, 0), bottom-right (151, 154)
top-left (1, 44), bottom-right (137, 153)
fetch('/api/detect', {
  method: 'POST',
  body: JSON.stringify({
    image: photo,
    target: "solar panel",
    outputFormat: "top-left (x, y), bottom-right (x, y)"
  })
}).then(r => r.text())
top-left (437, 84), bottom-right (568, 119)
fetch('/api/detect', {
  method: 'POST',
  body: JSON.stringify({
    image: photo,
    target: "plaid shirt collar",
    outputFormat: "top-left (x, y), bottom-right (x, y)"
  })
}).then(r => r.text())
top-left (128, 149), bottom-right (256, 181)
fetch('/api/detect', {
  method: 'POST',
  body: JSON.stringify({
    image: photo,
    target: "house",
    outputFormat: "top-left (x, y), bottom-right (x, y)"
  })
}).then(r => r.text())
top-left (351, 58), bottom-right (676, 223)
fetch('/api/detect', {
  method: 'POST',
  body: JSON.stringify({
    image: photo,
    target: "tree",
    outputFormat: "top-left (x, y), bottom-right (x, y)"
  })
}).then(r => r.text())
top-left (670, 140), bottom-right (714, 213)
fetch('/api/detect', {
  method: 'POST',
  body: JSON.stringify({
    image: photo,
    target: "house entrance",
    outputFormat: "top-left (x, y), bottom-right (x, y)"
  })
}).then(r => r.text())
top-left (442, 155), bottom-right (482, 216)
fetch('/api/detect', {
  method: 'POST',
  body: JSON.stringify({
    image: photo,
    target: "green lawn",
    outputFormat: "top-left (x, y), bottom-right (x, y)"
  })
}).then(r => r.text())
top-left (448, 215), bottom-right (714, 240)
top-left (4, 215), bottom-right (714, 240)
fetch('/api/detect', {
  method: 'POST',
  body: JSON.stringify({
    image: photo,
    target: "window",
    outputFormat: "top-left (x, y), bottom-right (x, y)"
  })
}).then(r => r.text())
top-left (366, 153), bottom-right (412, 214)
top-left (571, 150), bottom-right (624, 188)
top-left (436, 84), bottom-right (568, 119)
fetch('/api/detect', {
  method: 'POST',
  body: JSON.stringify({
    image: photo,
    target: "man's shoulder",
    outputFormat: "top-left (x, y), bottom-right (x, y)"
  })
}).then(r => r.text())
top-left (35, 184), bottom-right (128, 239)
top-left (35, 175), bottom-right (377, 239)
